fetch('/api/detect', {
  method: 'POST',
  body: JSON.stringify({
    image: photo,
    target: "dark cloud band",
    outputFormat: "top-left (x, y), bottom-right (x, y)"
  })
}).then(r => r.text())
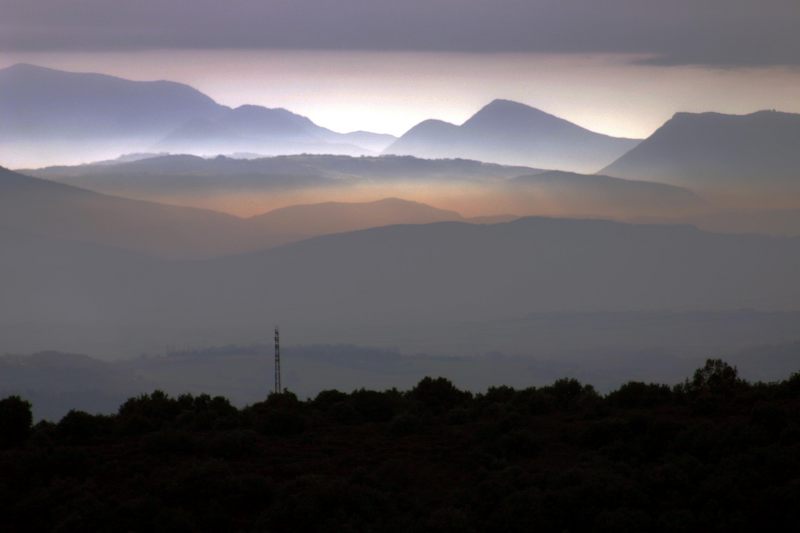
top-left (1, 0), bottom-right (797, 67)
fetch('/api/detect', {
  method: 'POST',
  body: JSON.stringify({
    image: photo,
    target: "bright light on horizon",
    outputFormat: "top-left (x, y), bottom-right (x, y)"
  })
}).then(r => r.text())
top-left (3, 50), bottom-right (800, 141)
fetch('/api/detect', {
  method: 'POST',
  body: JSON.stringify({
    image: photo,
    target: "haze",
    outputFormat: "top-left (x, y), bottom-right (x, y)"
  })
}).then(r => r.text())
top-left (1, 0), bottom-right (799, 419)
top-left (3, 50), bottom-right (800, 144)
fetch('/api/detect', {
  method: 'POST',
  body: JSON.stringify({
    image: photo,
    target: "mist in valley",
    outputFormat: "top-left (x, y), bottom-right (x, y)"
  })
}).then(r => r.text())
top-left (2, 63), bottom-right (800, 420)
top-left (5, 4), bottom-right (800, 529)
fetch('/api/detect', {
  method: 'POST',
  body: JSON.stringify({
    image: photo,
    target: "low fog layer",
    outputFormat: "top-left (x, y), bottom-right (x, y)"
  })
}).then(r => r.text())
top-left (24, 154), bottom-right (702, 219)
top-left (0, 165), bottom-right (473, 259)
top-left (2, 62), bottom-right (800, 414)
top-left (3, 191), bottom-right (800, 359)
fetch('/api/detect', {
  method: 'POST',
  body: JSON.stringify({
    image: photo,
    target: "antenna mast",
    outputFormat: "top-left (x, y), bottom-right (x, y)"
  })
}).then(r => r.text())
top-left (274, 326), bottom-right (282, 394)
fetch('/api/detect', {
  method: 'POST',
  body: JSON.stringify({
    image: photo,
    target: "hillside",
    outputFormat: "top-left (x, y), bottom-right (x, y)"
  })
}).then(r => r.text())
top-left (23, 154), bottom-right (701, 218)
top-left (0, 166), bottom-right (474, 258)
top-left (507, 171), bottom-right (703, 215)
top-left (249, 198), bottom-right (462, 237)
top-left (0, 165), bottom-right (259, 259)
top-left (602, 110), bottom-right (800, 196)
top-left (385, 99), bottom-right (640, 173)
top-left (3, 216), bottom-right (800, 355)
top-left (0, 64), bottom-right (395, 167)
top-left (24, 154), bottom-right (541, 195)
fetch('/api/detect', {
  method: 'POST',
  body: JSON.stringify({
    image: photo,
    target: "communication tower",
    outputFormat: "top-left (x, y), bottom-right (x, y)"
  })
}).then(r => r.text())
top-left (274, 327), bottom-right (281, 394)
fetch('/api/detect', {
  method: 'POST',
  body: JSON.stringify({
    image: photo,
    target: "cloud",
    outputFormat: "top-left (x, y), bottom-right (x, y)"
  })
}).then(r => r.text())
top-left (1, 0), bottom-right (798, 67)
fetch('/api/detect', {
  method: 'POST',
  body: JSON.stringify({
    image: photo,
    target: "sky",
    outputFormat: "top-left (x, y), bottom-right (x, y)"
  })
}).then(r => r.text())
top-left (2, 0), bottom-right (799, 137)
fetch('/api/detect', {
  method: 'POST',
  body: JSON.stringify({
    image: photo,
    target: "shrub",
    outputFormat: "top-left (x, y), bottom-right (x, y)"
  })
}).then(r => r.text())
top-left (57, 410), bottom-right (112, 442)
top-left (688, 359), bottom-right (746, 396)
top-left (607, 382), bottom-right (673, 408)
top-left (0, 395), bottom-right (32, 447)
top-left (410, 377), bottom-right (471, 414)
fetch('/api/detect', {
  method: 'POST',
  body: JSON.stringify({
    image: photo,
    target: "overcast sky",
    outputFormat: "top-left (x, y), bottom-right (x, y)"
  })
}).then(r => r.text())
top-left (2, 0), bottom-right (798, 67)
top-left (2, 1), bottom-right (799, 138)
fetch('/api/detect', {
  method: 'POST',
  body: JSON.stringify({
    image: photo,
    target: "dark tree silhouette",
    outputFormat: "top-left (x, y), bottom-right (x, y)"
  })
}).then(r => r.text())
top-left (0, 395), bottom-right (32, 447)
top-left (2, 360), bottom-right (800, 531)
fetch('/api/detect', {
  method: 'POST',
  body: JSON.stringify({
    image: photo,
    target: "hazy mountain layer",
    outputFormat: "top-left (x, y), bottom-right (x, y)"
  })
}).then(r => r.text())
top-left (25, 153), bottom-right (540, 193)
top-left (2, 216), bottom-right (800, 357)
top-left (23, 154), bottom-right (701, 218)
top-left (602, 110), bottom-right (800, 199)
top-left (249, 198), bottom-right (462, 237)
top-left (0, 166), bottom-right (462, 259)
top-left (0, 166), bottom-right (256, 259)
top-left (385, 99), bottom-right (640, 173)
top-left (506, 171), bottom-right (703, 215)
top-left (632, 208), bottom-right (800, 237)
top-left (0, 64), bottom-right (396, 167)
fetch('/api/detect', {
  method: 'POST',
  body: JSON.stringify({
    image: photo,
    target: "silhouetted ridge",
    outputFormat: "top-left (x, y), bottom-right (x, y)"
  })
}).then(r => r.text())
top-left (385, 99), bottom-right (640, 172)
top-left (402, 119), bottom-right (460, 135)
top-left (602, 109), bottom-right (800, 193)
top-left (0, 64), bottom-right (397, 167)
top-left (463, 99), bottom-right (576, 132)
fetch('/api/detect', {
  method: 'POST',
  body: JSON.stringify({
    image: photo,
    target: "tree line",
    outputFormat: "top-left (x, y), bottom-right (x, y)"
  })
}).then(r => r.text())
top-left (1, 359), bottom-right (799, 531)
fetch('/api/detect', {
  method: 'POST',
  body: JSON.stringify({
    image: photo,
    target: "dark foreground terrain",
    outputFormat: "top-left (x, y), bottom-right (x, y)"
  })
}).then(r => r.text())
top-left (2, 359), bottom-right (799, 532)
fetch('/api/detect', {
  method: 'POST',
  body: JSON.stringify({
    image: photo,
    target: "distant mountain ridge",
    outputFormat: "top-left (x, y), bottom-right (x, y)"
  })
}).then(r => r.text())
top-left (0, 165), bottom-right (464, 259)
top-left (385, 99), bottom-right (641, 173)
top-left (22, 153), bottom-right (541, 194)
top-left (3, 215), bottom-right (800, 357)
top-left (249, 198), bottom-right (463, 237)
top-left (0, 63), bottom-right (222, 140)
top-left (23, 153), bottom-right (701, 218)
top-left (0, 64), bottom-right (397, 167)
top-left (602, 110), bottom-right (800, 195)
top-left (507, 170), bottom-right (704, 214)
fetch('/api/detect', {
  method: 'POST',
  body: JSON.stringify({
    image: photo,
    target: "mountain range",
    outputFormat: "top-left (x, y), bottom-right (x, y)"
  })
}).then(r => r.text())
top-left (506, 170), bottom-right (703, 215)
top-left (602, 110), bottom-right (800, 198)
top-left (23, 153), bottom-right (540, 195)
top-left (23, 154), bottom-right (702, 218)
top-left (0, 64), bottom-right (397, 167)
top-left (0, 166), bottom-right (462, 259)
top-left (384, 99), bottom-right (641, 173)
top-left (5, 63), bottom-right (798, 193)
top-left (3, 201), bottom-right (800, 357)
top-left (2, 64), bottom-right (643, 173)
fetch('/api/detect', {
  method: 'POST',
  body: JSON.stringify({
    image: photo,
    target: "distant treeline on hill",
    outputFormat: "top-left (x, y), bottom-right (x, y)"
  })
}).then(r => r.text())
top-left (2, 359), bottom-right (800, 531)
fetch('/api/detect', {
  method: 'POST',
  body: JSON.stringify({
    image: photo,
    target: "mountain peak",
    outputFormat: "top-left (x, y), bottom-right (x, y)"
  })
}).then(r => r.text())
top-left (601, 108), bottom-right (800, 190)
top-left (386, 100), bottom-right (640, 172)
top-left (1, 63), bottom-right (51, 73)
top-left (484, 99), bottom-right (542, 112)
top-left (0, 63), bottom-right (69, 81)
top-left (462, 99), bottom-right (578, 134)
top-left (468, 99), bottom-right (553, 121)
top-left (403, 119), bottom-right (460, 136)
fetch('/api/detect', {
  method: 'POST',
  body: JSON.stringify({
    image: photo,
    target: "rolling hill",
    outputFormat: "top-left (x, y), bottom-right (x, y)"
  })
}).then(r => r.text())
top-left (0, 165), bottom-right (256, 259)
top-left (507, 171), bottom-right (703, 216)
top-left (249, 198), bottom-right (462, 237)
top-left (0, 166), bottom-right (468, 258)
top-left (23, 154), bottom-right (701, 218)
top-left (3, 215), bottom-right (800, 356)
top-left (24, 153), bottom-right (541, 195)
